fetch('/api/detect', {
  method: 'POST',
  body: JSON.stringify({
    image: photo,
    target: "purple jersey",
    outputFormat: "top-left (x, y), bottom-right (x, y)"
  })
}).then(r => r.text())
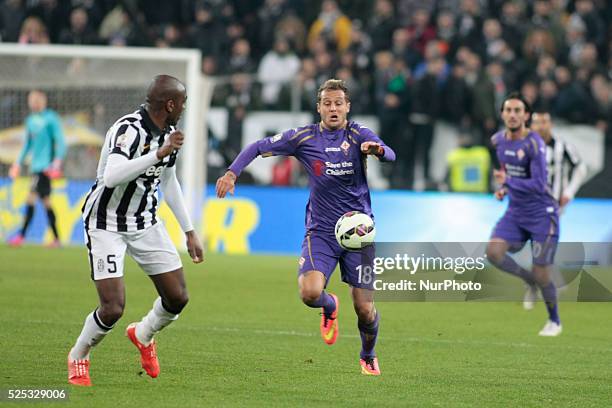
top-left (491, 130), bottom-right (557, 216)
top-left (229, 121), bottom-right (396, 232)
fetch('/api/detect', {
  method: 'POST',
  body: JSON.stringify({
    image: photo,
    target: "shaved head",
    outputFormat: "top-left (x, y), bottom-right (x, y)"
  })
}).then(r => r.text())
top-left (145, 74), bottom-right (187, 127)
top-left (146, 75), bottom-right (185, 108)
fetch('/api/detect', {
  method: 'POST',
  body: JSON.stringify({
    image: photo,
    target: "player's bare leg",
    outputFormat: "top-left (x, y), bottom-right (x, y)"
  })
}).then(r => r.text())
top-left (351, 287), bottom-right (380, 375)
top-left (68, 277), bottom-right (125, 386)
top-left (533, 264), bottom-right (561, 336)
top-left (126, 268), bottom-right (189, 378)
top-left (299, 271), bottom-right (339, 345)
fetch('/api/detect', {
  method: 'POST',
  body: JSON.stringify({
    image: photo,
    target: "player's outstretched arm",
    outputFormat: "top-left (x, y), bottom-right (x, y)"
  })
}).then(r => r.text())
top-left (160, 165), bottom-right (203, 263)
top-left (216, 129), bottom-right (299, 198)
top-left (358, 127), bottom-right (396, 162)
top-left (104, 130), bottom-right (183, 188)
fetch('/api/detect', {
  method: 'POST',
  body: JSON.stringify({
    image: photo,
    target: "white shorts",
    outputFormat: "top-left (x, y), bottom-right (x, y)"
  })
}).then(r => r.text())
top-left (84, 222), bottom-right (182, 280)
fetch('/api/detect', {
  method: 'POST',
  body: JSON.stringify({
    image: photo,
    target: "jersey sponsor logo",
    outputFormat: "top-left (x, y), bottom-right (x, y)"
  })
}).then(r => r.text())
top-left (144, 165), bottom-right (163, 177)
top-left (325, 147), bottom-right (341, 152)
top-left (97, 258), bottom-right (105, 273)
top-left (269, 134), bottom-right (282, 143)
top-left (116, 134), bottom-right (128, 148)
top-left (341, 140), bottom-right (350, 155)
top-left (325, 161), bottom-right (354, 176)
top-left (298, 257), bottom-right (305, 267)
top-left (517, 149), bottom-right (525, 160)
top-left (504, 150), bottom-right (516, 156)
top-left (313, 160), bottom-right (324, 176)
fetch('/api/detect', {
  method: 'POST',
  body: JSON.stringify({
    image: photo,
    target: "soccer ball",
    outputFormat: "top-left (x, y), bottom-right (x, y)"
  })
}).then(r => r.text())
top-left (334, 211), bottom-right (376, 250)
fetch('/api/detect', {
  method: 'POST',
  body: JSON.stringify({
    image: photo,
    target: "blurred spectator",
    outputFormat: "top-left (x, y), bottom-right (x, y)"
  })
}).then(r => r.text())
top-left (257, 0), bottom-right (289, 56)
top-left (456, 0), bottom-right (483, 51)
top-left (0, 0), bottom-right (25, 42)
top-left (435, 9), bottom-right (459, 60)
top-left (367, 0), bottom-right (396, 52)
top-left (466, 52), bottom-right (497, 144)
top-left (442, 63), bottom-right (472, 129)
top-left (410, 57), bottom-right (444, 185)
top-left (500, 0), bottom-right (526, 54)
top-left (257, 37), bottom-right (301, 109)
top-left (572, 0), bottom-right (606, 50)
top-left (298, 57), bottom-right (319, 112)
top-left (98, 5), bottom-right (140, 46)
top-left (18, 16), bottom-right (49, 44)
top-left (307, 0), bottom-right (352, 52)
top-left (590, 74), bottom-right (611, 132)
top-left (374, 51), bottom-right (411, 188)
top-left (396, 0), bottom-right (434, 27)
top-left (530, 0), bottom-right (565, 51)
top-left (27, 0), bottom-right (66, 43)
top-left (228, 38), bottom-right (257, 73)
top-left (58, 7), bottom-right (99, 45)
top-left (188, 3), bottom-right (224, 57)
top-left (523, 28), bottom-right (557, 65)
top-left (154, 23), bottom-right (186, 48)
top-left (224, 73), bottom-right (261, 158)
top-left (275, 12), bottom-right (307, 54)
top-left (391, 28), bottom-right (421, 71)
top-left (406, 8), bottom-right (436, 57)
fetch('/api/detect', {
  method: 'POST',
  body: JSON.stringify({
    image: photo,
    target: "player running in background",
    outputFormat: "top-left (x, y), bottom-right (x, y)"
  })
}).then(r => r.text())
top-left (8, 90), bottom-right (66, 247)
top-left (486, 92), bottom-right (562, 337)
top-left (67, 75), bottom-right (203, 386)
top-left (216, 79), bottom-right (396, 375)
top-left (531, 110), bottom-right (587, 210)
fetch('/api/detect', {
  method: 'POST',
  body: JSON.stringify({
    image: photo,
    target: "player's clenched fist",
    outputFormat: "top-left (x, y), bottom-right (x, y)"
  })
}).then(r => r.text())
top-left (360, 141), bottom-right (384, 156)
top-left (216, 170), bottom-right (236, 198)
top-left (156, 130), bottom-right (184, 159)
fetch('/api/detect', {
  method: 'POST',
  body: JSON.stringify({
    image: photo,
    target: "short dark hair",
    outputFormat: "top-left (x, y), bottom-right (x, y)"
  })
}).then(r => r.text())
top-left (500, 91), bottom-right (531, 113)
top-left (532, 108), bottom-right (551, 116)
top-left (317, 79), bottom-right (350, 102)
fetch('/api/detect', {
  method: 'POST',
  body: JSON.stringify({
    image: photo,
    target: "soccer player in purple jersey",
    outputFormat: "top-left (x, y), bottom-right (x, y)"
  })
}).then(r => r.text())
top-left (216, 79), bottom-right (396, 375)
top-left (485, 92), bottom-right (561, 337)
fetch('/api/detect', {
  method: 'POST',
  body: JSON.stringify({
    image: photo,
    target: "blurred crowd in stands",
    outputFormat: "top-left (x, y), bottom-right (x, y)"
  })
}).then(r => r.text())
top-left (1, 0), bottom-right (611, 190)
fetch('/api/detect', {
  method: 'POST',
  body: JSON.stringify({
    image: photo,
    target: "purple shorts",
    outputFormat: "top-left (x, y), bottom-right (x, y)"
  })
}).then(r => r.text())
top-left (491, 209), bottom-right (559, 265)
top-left (298, 231), bottom-right (375, 289)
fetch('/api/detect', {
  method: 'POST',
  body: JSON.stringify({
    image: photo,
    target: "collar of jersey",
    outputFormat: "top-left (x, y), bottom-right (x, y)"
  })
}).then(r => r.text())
top-left (139, 105), bottom-right (163, 136)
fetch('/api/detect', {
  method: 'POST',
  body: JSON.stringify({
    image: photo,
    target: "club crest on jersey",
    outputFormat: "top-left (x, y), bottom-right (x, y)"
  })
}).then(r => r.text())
top-left (340, 140), bottom-right (350, 155)
top-left (115, 134), bottom-right (128, 148)
top-left (517, 149), bottom-right (525, 160)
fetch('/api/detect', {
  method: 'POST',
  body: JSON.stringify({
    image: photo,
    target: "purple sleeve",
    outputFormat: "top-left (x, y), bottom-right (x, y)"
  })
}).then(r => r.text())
top-left (358, 126), bottom-right (396, 162)
top-left (228, 129), bottom-right (298, 176)
top-left (505, 136), bottom-right (547, 193)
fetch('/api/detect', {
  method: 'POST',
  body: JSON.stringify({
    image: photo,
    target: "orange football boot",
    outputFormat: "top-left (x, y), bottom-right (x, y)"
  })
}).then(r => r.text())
top-left (126, 323), bottom-right (160, 378)
top-left (320, 293), bottom-right (339, 345)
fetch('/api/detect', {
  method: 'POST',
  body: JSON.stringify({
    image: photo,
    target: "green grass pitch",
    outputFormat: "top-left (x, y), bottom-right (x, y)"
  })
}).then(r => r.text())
top-left (0, 245), bottom-right (610, 407)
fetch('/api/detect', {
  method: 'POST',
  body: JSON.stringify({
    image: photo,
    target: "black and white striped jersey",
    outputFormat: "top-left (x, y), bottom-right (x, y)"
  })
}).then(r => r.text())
top-left (545, 135), bottom-right (587, 202)
top-left (82, 106), bottom-right (178, 232)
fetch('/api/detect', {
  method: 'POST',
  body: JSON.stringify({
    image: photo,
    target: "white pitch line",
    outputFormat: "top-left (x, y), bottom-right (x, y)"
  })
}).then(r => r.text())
top-left (5, 319), bottom-right (612, 354)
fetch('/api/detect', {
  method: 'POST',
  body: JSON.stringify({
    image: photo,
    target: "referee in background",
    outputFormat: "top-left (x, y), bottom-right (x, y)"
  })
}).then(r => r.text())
top-left (531, 110), bottom-right (588, 211)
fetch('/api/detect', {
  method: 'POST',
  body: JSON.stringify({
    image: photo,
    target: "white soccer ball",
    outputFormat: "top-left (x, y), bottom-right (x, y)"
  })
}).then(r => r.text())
top-left (334, 211), bottom-right (376, 250)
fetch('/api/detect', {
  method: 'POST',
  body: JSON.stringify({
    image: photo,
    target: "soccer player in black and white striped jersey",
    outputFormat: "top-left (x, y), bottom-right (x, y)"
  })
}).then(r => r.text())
top-left (531, 110), bottom-right (587, 210)
top-left (67, 75), bottom-right (203, 386)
